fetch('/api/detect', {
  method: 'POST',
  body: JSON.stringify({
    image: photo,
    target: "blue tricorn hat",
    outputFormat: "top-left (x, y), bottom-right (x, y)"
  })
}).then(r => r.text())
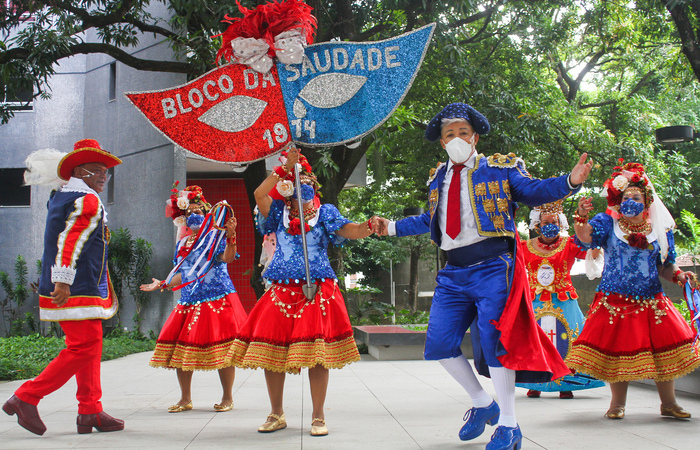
top-left (424, 103), bottom-right (490, 142)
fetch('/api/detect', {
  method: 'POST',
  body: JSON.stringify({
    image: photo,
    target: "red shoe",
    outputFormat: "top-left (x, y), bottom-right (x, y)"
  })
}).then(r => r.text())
top-left (559, 391), bottom-right (574, 399)
top-left (526, 390), bottom-right (541, 398)
top-left (2, 394), bottom-right (47, 436)
top-left (77, 411), bottom-right (124, 434)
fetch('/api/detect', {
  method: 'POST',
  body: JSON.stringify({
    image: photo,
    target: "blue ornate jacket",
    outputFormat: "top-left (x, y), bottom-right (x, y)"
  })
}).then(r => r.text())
top-left (396, 153), bottom-right (580, 245)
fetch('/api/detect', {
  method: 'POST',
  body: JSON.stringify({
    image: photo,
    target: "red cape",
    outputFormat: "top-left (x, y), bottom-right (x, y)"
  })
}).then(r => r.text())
top-left (472, 235), bottom-right (572, 382)
top-left (494, 235), bottom-right (571, 381)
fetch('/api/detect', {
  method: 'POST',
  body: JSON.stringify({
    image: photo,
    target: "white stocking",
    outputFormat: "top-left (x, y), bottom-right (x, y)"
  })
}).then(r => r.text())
top-left (440, 355), bottom-right (493, 408)
top-left (489, 366), bottom-right (517, 427)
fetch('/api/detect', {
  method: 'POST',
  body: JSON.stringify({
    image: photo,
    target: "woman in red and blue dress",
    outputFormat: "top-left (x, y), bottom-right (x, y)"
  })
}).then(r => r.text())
top-left (518, 201), bottom-right (605, 399)
top-left (141, 186), bottom-right (247, 414)
top-left (568, 161), bottom-right (700, 419)
top-left (228, 148), bottom-right (375, 436)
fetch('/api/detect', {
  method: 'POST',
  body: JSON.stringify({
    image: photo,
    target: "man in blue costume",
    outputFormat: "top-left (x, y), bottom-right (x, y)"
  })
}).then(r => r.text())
top-left (376, 103), bottom-right (592, 449)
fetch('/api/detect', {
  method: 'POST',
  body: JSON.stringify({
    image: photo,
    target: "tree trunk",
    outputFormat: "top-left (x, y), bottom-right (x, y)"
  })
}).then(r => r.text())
top-left (667, 1), bottom-right (700, 83)
top-left (242, 160), bottom-right (268, 300)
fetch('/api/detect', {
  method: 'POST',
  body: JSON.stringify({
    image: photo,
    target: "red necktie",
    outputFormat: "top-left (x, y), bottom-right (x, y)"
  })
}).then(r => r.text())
top-left (446, 164), bottom-right (464, 239)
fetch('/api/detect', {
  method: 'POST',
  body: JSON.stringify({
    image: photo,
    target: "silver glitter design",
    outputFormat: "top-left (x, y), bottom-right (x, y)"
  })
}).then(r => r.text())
top-left (197, 95), bottom-right (268, 133)
top-left (293, 98), bottom-right (307, 118)
top-left (298, 73), bottom-right (367, 108)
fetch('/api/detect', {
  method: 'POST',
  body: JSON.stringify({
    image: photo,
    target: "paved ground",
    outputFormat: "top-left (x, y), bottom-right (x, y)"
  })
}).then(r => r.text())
top-left (1, 352), bottom-right (698, 449)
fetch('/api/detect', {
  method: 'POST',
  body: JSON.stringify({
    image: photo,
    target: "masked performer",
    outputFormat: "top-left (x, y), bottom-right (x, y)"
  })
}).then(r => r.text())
top-left (375, 103), bottom-right (593, 449)
top-left (517, 201), bottom-right (605, 399)
top-left (568, 160), bottom-right (700, 419)
top-left (228, 148), bottom-right (374, 437)
top-left (141, 185), bottom-right (247, 413)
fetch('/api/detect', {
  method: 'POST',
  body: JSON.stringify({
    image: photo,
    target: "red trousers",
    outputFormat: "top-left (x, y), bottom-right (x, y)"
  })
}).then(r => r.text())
top-left (15, 319), bottom-right (104, 414)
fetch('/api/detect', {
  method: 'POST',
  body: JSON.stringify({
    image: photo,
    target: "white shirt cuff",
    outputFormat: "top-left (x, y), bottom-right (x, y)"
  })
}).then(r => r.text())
top-left (388, 221), bottom-right (397, 236)
top-left (51, 265), bottom-right (76, 285)
top-left (567, 174), bottom-right (581, 190)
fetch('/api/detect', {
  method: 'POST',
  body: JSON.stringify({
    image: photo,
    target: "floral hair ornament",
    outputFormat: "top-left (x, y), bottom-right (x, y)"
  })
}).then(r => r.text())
top-left (214, 0), bottom-right (317, 73)
top-left (529, 200), bottom-right (569, 232)
top-left (601, 159), bottom-right (676, 261)
top-left (601, 159), bottom-right (653, 210)
top-left (165, 182), bottom-right (212, 239)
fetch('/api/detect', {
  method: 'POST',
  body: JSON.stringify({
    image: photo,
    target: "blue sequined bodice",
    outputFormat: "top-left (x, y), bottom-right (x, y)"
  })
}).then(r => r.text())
top-left (576, 213), bottom-right (676, 298)
top-left (174, 238), bottom-right (236, 305)
top-left (258, 200), bottom-right (351, 283)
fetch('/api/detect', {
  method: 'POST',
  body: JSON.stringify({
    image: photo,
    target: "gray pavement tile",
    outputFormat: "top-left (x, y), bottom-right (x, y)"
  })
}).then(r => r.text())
top-left (2, 351), bottom-right (700, 449)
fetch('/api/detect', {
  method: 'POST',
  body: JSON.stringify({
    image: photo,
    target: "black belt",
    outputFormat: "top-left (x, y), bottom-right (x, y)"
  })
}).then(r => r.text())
top-left (446, 237), bottom-right (513, 267)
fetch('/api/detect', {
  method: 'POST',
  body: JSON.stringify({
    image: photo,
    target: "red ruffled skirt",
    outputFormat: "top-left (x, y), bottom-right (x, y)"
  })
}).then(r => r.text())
top-left (567, 291), bottom-right (700, 382)
top-left (150, 292), bottom-right (248, 371)
top-left (227, 279), bottom-right (360, 373)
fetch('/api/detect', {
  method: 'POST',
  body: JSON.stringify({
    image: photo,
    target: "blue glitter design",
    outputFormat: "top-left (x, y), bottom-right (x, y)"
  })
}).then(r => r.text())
top-left (258, 200), bottom-right (351, 282)
top-left (173, 238), bottom-right (236, 305)
top-left (575, 213), bottom-right (676, 298)
top-left (277, 24), bottom-right (435, 146)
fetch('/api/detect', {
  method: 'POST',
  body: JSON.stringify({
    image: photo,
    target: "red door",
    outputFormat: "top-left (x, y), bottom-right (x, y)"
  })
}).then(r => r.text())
top-left (187, 178), bottom-right (258, 312)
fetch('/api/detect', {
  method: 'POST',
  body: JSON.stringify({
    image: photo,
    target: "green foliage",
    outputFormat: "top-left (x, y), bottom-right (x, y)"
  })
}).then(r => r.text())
top-left (345, 288), bottom-right (394, 325)
top-left (0, 332), bottom-right (156, 381)
top-left (345, 285), bottom-right (431, 325)
top-left (4, 1), bottom-right (700, 290)
top-left (676, 209), bottom-right (700, 265)
top-left (0, 255), bottom-right (34, 337)
top-left (107, 228), bottom-right (153, 334)
top-left (393, 309), bottom-right (430, 325)
top-left (673, 299), bottom-right (692, 325)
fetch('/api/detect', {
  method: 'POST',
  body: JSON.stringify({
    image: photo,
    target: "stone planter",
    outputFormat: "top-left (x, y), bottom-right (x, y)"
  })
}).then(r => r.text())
top-left (354, 325), bottom-right (472, 361)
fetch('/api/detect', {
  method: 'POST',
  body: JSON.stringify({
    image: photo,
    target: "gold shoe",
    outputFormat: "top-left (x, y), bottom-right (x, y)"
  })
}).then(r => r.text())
top-left (661, 404), bottom-right (691, 419)
top-left (605, 405), bottom-right (625, 419)
top-left (168, 401), bottom-right (193, 413)
top-left (213, 401), bottom-right (233, 412)
top-left (310, 418), bottom-right (328, 436)
top-left (258, 413), bottom-right (287, 433)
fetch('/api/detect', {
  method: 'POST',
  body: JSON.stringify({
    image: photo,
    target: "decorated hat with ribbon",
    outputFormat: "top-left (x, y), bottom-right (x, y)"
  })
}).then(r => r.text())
top-left (57, 139), bottom-right (122, 181)
top-left (602, 159), bottom-right (653, 209)
top-left (425, 103), bottom-right (490, 142)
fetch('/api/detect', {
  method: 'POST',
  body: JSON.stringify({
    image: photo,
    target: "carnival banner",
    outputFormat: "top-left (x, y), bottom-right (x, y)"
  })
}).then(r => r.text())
top-left (126, 23), bottom-right (434, 163)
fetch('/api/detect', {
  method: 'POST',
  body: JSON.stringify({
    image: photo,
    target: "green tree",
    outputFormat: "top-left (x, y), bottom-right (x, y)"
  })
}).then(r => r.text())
top-left (0, 255), bottom-right (31, 336)
top-left (3, 1), bottom-right (700, 297)
top-left (107, 228), bottom-right (153, 334)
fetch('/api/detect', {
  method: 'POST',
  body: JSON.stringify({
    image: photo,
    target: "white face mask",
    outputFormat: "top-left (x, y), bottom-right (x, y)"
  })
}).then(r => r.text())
top-left (444, 137), bottom-right (474, 164)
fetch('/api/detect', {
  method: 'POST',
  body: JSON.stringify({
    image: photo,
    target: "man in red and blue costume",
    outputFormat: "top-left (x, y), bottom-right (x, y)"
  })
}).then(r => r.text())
top-left (3, 140), bottom-right (125, 436)
top-left (377, 103), bottom-right (593, 449)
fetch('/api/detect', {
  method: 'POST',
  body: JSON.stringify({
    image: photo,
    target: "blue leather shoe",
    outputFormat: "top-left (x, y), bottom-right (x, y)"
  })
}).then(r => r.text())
top-left (486, 425), bottom-right (523, 450)
top-left (458, 401), bottom-right (500, 441)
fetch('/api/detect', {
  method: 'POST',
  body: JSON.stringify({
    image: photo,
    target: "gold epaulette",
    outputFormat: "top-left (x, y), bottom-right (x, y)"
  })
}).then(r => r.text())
top-left (486, 152), bottom-right (524, 168)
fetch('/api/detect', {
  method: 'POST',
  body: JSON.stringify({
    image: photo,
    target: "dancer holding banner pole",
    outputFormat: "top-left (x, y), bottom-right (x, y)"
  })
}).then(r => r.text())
top-left (228, 147), bottom-right (375, 436)
top-left (140, 186), bottom-right (247, 413)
